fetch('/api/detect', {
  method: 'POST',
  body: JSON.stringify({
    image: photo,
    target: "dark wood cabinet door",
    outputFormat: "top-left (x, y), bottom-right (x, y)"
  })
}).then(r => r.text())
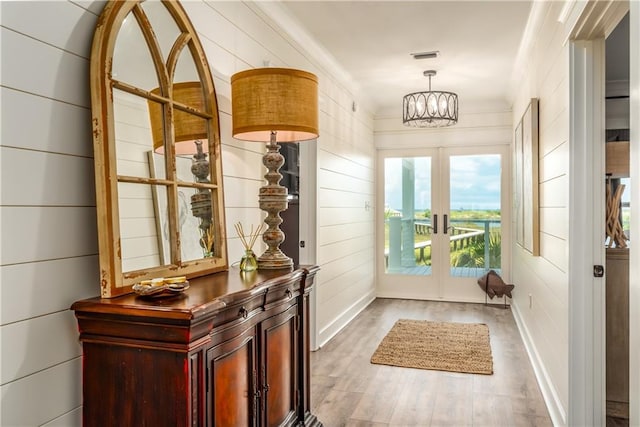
top-left (260, 304), bottom-right (298, 427)
top-left (207, 327), bottom-right (258, 427)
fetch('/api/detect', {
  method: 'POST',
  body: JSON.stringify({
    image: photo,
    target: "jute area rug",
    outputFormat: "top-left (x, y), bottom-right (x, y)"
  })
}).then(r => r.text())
top-left (370, 319), bottom-right (493, 375)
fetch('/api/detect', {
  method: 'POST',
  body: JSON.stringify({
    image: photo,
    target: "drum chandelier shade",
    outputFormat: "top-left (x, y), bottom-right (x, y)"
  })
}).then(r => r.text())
top-left (403, 70), bottom-right (458, 128)
top-left (149, 82), bottom-right (209, 154)
top-left (230, 67), bottom-right (319, 142)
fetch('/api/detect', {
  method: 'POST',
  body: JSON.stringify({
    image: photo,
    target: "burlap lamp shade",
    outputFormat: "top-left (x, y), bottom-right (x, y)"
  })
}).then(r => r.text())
top-left (230, 68), bottom-right (319, 142)
top-left (148, 81), bottom-right (208, 154)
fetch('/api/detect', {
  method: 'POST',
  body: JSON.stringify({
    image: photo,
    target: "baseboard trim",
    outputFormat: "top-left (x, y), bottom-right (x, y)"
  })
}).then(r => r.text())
top-left (511, 301), bottom-right (567, 426)
top-left (317, 290), bottom-right (376, 348)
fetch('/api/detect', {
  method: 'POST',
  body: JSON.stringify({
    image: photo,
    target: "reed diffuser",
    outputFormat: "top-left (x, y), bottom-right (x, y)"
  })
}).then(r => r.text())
top-left (234, 222), bottom-right (265, 272)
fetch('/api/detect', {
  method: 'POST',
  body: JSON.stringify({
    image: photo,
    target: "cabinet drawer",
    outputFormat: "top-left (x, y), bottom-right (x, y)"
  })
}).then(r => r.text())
top-left (264, 280), bottom-right (300, 309)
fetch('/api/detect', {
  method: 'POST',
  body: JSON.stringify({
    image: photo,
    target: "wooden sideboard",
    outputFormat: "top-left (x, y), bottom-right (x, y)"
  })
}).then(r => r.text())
top-left (72, 266), bottom-right (322, 427)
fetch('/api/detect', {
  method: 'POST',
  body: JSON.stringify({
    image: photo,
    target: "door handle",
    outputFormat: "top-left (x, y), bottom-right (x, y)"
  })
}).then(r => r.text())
top-left (433, 214), bottom-right (438, 234)
top-left (444, 214), bottom-right (448, 234)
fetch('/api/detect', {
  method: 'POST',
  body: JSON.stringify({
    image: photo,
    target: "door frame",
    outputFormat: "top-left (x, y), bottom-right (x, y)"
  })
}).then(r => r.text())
top-left (630, 4), bottom-right (639, 424)
top-left (567, 1), bottom-right (638, 425)
top-left (375, 144), bottom-right (511, 302)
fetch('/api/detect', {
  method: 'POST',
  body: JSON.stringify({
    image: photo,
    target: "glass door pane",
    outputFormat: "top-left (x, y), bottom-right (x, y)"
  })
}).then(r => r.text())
top-left (384, 156), bottom-right (432, 276)
top-left (447, 154), bottom-right (502, 278)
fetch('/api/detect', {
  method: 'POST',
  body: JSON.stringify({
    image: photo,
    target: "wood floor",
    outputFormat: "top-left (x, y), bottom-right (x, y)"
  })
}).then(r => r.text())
top-left (310, 298), bottom-right (553, 426)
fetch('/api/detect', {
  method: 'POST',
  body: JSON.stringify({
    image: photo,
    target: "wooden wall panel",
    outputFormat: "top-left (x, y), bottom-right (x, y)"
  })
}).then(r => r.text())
top-left (539, 175), bottom-right (568, 208)
top-left (0, 1), bottom-right (96, 57)
top-left (0, 359), bottom-right (82, 427)
top-left (509, 2), bottom-right (571, 418)
top-left (0, 88), bottom-right (93, 156)
top-left (0, 2), bottom-right (376, 425)
top-left (0, 256), bottom-right (99, 324)
top-left (0, 311), bottom-right (81, 384)
top-left (0, 148), bottom-right (95, 206)
top-left (0, 27), bottom-right (89, 107)
top-left (540, 207), bottom-right (569, 240)
top-left (0, 207), bottom-right (97, 265)
top-left (539, 142), bottom-right (568, 182)
top-left (318, 235), bottom-right (373, 265)
top-left (317, 222), bottom-right (371, 246)
top-left (317, 261), bottom-right (374, 305)
top-left (317, 248), bottom-right (374, 285)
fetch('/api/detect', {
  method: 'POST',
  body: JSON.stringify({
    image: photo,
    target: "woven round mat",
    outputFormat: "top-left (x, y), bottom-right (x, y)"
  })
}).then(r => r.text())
top-left (370, 319), bottom-right (493, 375)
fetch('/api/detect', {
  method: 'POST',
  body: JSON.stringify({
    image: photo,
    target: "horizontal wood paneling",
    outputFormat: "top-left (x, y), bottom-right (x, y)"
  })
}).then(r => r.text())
top-left (539, 108), bottom-right (569, 157)
top-left (0, 27), bottom-right (90, 107)
top-left (0, 88), bottom-right (93, 157)
top-left (318, 188), bottom-right (372, 209)
top-left (0, 1), bottom-right (97, 56)
top-left (1, 311), bottom-right (81, 384)
top-left (318, 207), bottom-right (373, 227)
top-left (0, 207), bottom-right (97, 266)
top-left (222, 176), bottom-right (262, 208)
top-left (221, 145), bottom-right (266, 181)
top-left (318, 169), bottom-right (373, 195)
top-left (318, 235), bottom-right (373, 265)
top-left (317, 247), bottom-right (374, 285)
top-left (510, 3), bottom-right (571, 416)
top-left (0, 147), bottom-right (95, 207)
top-left (0, 256), bottom-right (99, 325)
top-left (374, 126), bottom-right (512, 149)
top-left (42, 407), bottom-right (82, 427)
top-left (317, 222), bottom-right (372, 245)
top-left (540, 142), bottom-right (568, 182)
top-left (540, 207), bottom-right (568, 239)
top-left (540, 232), bottom-right (568, 272)
top-left (317, 261), bottom-right (374, 305)
top-left (539, 175), bottom-right (568, 208)
top-left (318, 273), bottom-right (375, 328)
top-left (318, 149), bottom-right (373, 182)
top-left (0, 359), bottom-right (82, 427)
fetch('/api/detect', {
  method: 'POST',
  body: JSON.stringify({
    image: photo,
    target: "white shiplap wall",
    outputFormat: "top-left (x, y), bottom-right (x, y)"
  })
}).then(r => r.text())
top-left (0, 1), bottom-right (375, 424)
top-left (509, 2), bottom-right (572, 425)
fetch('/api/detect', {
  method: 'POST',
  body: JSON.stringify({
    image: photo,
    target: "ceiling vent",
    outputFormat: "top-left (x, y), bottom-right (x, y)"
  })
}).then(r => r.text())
top-left (411, 51), bottom-right (440, 60)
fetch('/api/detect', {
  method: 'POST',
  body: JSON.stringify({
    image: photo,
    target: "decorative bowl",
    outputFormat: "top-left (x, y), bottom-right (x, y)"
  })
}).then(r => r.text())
top-left (132, 280), bottom-right (189, 298)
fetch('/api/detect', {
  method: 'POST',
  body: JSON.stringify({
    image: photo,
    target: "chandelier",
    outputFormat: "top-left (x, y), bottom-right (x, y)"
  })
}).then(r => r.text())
top-left (402, 70), bottom-right (458, 127)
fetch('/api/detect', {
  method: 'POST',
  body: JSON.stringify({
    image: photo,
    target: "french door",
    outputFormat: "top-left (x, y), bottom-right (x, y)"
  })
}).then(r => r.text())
top-left (377, 145), bottom-right (510, 302)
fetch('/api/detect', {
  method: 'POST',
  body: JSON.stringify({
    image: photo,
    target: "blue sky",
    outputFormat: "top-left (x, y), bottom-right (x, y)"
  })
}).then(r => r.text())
top-left (384, 154), bottom-right (501, 212)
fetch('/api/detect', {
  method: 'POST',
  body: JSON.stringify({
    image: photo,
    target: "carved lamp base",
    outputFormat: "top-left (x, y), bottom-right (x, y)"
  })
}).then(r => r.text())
top-left (257, 133), bottom-right (294, 270)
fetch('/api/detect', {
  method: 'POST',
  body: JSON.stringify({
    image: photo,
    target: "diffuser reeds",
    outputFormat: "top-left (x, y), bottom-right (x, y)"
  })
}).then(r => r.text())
top-left (234, 222), bottom-right (265, 251)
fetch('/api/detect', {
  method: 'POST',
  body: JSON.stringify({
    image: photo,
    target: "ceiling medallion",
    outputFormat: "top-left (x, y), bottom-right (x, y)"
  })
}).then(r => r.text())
top-left (402, 70), bottom-right (458, 128)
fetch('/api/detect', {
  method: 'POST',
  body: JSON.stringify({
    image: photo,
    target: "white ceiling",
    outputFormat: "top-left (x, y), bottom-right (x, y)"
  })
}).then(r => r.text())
top-left (280, 1), bottom-right (533, 114)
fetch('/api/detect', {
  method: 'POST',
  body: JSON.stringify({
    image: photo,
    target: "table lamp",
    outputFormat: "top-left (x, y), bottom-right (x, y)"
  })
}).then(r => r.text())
top-left (231, 67), bottom-right (319, 269)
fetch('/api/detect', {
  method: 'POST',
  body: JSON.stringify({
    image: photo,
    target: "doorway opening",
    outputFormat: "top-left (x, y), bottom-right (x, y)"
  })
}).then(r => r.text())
top-left (377, 145), bottom-right (510, 303)
top-left (604, 11), bottom-right (631, 424)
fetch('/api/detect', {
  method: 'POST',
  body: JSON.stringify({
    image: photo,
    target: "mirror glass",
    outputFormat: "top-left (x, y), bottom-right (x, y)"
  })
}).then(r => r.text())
top-left (174, 45), bottom-right (201, 91)
top-left (91, 1), bottom-right (228, 296)
top-left (113, 89), bottom-right (161, 179)
top-left (112, 12), bottom-right (157, 90)
top-left (118, 182), bottom-right (165, 271)
top-left (140, 1), bottom-right (181, 63)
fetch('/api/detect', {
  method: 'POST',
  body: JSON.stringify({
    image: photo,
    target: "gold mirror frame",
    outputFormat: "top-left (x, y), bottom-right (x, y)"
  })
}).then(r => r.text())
top-left (91, 0), bottom-right (227, 297)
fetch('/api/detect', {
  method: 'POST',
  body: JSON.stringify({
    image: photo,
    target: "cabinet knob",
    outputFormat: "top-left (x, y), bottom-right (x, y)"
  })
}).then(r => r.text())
top-left (285, 289), bottom-right (292, 299)
top-left (239, 306), bottom-right (248, 319)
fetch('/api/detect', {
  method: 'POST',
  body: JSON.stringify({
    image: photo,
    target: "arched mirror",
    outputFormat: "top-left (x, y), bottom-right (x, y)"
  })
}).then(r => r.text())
top-left (91, 0), bottom-right (227, 297)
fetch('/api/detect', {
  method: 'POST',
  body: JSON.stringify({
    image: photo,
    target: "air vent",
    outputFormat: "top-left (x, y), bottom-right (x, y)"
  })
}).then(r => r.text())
top-left (411, 51), bottom-right (440, 60)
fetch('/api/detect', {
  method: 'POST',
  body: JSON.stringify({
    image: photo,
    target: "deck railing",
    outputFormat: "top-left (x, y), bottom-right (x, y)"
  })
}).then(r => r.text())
top-left (385, 218), bottom-right (500, 270)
